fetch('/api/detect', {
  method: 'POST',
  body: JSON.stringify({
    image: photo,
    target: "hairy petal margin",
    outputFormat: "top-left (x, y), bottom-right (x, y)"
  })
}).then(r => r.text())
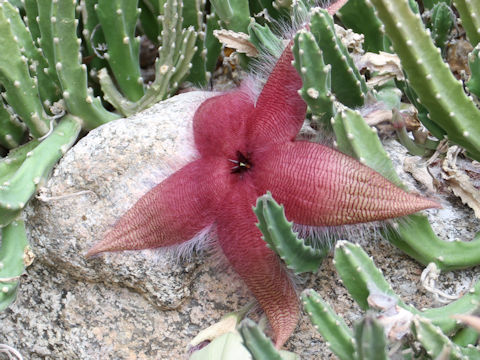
top-left (216, 180), bottom-right (299, 348)
top-left (253, 142), bottom-right (440, 227)
top-left (87, 156), bottom-right (232, 257)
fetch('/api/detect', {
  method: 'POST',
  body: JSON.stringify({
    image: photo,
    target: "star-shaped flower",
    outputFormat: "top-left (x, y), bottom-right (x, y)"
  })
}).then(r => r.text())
top-left (87, 6), bottom-right (439, 347)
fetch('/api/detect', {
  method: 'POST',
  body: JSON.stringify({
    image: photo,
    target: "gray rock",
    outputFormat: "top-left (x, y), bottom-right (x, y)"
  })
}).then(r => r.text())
top-left (27, 91), bottom-right (215, 309)
top-left (0, 91), bottom-right (479, 359)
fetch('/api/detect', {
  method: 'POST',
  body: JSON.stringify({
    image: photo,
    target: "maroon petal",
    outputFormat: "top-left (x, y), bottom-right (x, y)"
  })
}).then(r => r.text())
top-left (247, 42), bottom-right (306, 148)
top-left (87, 157), bottom-right (231, 257)
top-left (252, 142), bottom-right (440, 226)
top-left (216, 181), bottom-right (299, 348)
top-left (193, 88), bottom-right (255, 158)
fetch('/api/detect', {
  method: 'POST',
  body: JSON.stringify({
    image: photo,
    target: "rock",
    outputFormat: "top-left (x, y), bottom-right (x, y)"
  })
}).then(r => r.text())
top-left (24, 91), bottom-right (215, 309)
top-left (0, 91), bottom-right (479, 359)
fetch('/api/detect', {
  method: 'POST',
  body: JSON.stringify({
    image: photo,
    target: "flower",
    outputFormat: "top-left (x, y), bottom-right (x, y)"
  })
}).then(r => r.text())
top-left (87, 2), bottom-right (439, 346)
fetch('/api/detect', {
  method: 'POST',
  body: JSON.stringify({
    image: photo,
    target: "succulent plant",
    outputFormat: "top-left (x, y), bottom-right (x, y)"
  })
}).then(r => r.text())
top-left (1, 0), bottom-right (480, 358)
top-left (0, 0), bottom-right (206, 311)
top-left (302, 241), bottom-right (480, 359)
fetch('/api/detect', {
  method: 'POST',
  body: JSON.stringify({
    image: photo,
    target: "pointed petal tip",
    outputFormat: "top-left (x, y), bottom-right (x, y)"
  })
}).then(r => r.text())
top-left (85, 239), bottom-right (112, 258)
top-left (405, 192), bottom-right (442, 214)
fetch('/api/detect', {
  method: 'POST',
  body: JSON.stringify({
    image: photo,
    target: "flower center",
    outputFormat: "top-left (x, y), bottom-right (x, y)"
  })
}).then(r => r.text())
top-left (229, 151), bottom-right (253, 174)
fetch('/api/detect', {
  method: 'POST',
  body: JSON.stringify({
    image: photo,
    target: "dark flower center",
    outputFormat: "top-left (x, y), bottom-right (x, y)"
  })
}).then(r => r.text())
top-left (229, 151), bottom-right (253, 174)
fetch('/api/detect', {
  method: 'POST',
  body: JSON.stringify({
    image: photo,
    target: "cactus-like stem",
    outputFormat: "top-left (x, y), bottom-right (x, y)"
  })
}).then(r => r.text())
top-left (412, 316), bottom-right (467, 359)
top-left (0, 100), bottom-right (25, 149)
top-left (0, 1), bottom-right (50, 138)
top-left (5, 1), bottom-right (60, 107)
top-left (336, 0), bottom-right (388, 53)
top-left (354, 313), bottom-right (388, 360)
top-left (95, 0), bottom-right (145, 101)
top-left (453, 0), bottom-right (480, 46)
top-left (334, 241), bottom-right (480, 335)
top-left (240, 319), bottom-right (284, 358)
top-left (420, 273), bottom-right (480, 334)
top-left (383, 215), bottom-right (480, 271)
top-left (0, 220), bottom-right (29, 311)
top-left (453, 327), bottom-right (480, 347)
top-left (333, 240), bottom-right (415, 311)
top-left (0, 115), bottom-right (81, 227)
top-left (23, 0), bottom-right (41, 47)
top-left (0, 140), bottom-right (40, 187)
top-left (301, 289), bottom-right (355, 360)
top-left (423, 0), bottom-right (452, 9)
top-left (466, 43), bottom-right (480, 98)
top-left (50, 0), bottom-right (120, 129)
top-left (254, 192), bottom-right (327, 275)
top-left (79, 0), bottom-right (108, 72)
top-left (183, 0), bottom-right (209, 86)
top-left (209, 0), bottom-right (251, 33)
top-left (392, 108), bottom-right (429, 156)
top-left (248, 22), bottom-right (284, 58)
top-left (309, 8), bottom-right (367, 108)
top-left (331, 108), bottom-right (402, 186)
top-left (369, 0), bottom-right (480, 161)
top-left (430, 3), bottom-right (455, 50)
top-left (292, 29), bottom-right (335, 130)
top-left (36, 0), bottom-right (62, 94)
top-left (330, 54), bottom-right (480, 271)
top-left (100, 0), bottom-right (197, 116)
top-left (138, 0), bottom-right (162, 44)
top-left (396, 79), bottom-right (445, 139)
top-left (204, 11), bottom-right (221, 76)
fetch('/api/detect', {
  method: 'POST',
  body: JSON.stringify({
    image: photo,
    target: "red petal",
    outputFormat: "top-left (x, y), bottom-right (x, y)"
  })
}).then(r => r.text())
top-left (193, 88), bottom-right (254, 158)
top-left (252, 142), bottom-right (440, 226)
top-left (87, 157), bottom-right (231, 257)
top-left (247, 43), bottom-right (306, 147)
top-left (216, 181), bottom-right (299, 348)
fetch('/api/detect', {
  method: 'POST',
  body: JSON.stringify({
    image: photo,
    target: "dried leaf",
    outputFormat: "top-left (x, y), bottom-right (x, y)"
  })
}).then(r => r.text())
top-left (213, 30), bottom-right (258, 57)
top-left (404, 156), bottom-right (435, 192)
top-left (446, 39), bottom-right (473, 77)
top-left (334, 24), bottom-right (364, 54)
top-left (442, 146), bottom-right (480, 219)
top-left (357, 51), bottom-right (404, 86)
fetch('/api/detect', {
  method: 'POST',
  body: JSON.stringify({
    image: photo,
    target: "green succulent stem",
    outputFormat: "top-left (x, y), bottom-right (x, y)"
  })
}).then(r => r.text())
top-left (334, 241), bottom-right (480, 335)
top-left (383, 215), bottom-right (480, 271)
top-left (301, 289), bottom-right (355, 360)
top-left (292, 29), bottom-right (335, 130)
top-left (254, 192), bottom-right (327, 275)
top-left (0, 220), bottom-right (29, 311)
top-left (467, 43), bottom-right (480, 98)
top-left (0, 1), bottom-right (50, 137)
top-left (453, 327), bottom-right (480, 347)
top-left (369, 0), bottom-right (480, 161)
top-left (336, 0), bottom-right (387, 53)
top-left (354, 313), bottom-right (388, 360)
top-left (453, 0), bottom-right (480, 46)
top-left (50, 0), bottom-right (120, 129)
top-left (210, 0), bottom-right (251, 33)
top-left (309, 8), bottom-right (367, 108)
top-left (240, 319), bottom-right (283, 360)
top-left (95, 0), bottom-right (145, 101)
top-left (332, 108), bottom-right (402, 187)
top-left (412, 316), bottom-right (467, 359)
top-left (0, 100), bottom-right (25, 149)
top-left (99, 0), bottom-right (197, 116)
top-left (0, 115), bottom-right (81, 227)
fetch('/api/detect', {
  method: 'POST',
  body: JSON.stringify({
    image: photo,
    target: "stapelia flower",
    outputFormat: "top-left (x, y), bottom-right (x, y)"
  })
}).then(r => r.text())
top-left (87, 2), bottom-right (439, 347)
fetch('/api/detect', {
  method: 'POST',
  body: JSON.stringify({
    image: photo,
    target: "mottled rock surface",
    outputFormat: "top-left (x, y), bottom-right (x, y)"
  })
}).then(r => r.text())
top-left (0, 91), bottom-right (479, 359)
